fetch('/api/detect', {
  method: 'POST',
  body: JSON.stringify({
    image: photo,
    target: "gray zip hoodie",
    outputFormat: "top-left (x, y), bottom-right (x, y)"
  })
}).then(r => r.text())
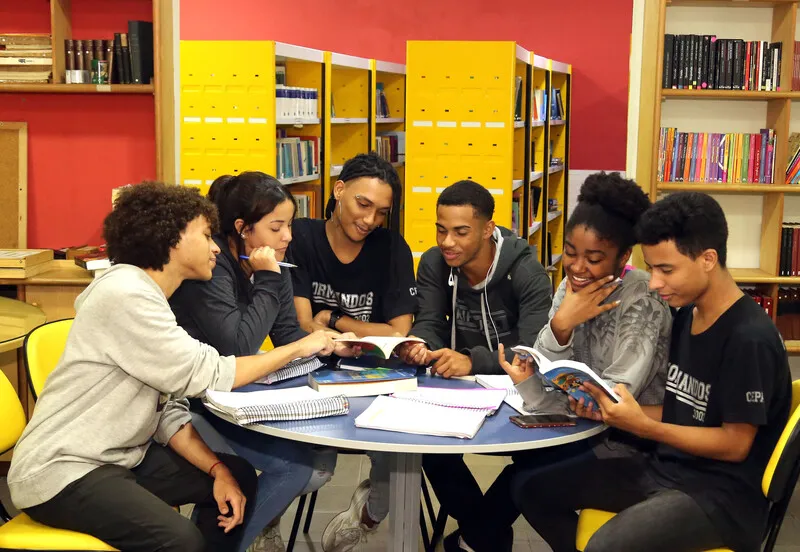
top-left (411, 227), bottom-right (552, 374)
top-left (8, 264), bottom-right (236, 509)
top-left (517, 268), bottom-right (671, 415)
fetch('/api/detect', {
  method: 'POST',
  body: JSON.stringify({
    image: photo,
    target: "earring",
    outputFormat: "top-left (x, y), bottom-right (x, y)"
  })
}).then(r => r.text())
top-left (339, 202), bottom-right (343, 216)
top-left (240, 232), bottom-right (245, 239)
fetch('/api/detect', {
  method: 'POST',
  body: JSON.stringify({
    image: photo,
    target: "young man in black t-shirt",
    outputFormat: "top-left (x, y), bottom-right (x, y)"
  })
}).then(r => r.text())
top-left (286, 153), bottom-right (417, 552)
top-left (510, 192), bottom-right (792, 552)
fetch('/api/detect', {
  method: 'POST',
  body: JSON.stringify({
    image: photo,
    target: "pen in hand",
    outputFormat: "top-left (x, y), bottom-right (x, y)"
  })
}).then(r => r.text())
top-left (239, 255), bottom-right (297, 268)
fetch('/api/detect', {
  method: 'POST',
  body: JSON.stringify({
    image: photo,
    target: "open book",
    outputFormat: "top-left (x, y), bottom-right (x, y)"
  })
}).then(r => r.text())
top-left (355, 395), bottom-right (487, 439)
top-left (333, 336), bottom-right (425, 360)
top-left (204, 386), bottom-right (349, 425)
top-left (511, 346), bottom-right (621, 404)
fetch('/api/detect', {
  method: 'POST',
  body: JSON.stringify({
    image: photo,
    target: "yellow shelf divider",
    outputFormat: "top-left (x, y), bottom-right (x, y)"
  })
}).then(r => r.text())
top-left (371, 59), bottom-right (407, 231)
top-left (324, 51), bottom-right (371, 205)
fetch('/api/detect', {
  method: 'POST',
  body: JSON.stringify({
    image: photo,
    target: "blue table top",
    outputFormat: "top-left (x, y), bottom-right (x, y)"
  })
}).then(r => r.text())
top-left (210, 374), bottom-right (606, 454)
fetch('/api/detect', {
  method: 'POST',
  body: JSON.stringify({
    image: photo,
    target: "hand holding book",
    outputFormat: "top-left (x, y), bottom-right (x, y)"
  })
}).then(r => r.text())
top-left (497, 343), bottom-right (536, 385)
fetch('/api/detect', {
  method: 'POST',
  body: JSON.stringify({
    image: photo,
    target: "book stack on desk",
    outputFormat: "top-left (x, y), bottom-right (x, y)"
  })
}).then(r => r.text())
top-left (0, 249), bottom-right (54, 279)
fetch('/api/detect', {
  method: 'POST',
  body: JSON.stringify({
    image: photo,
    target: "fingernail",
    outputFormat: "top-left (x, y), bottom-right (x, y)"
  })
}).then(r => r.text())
top-left (607, 275), bottom-right (615, 280)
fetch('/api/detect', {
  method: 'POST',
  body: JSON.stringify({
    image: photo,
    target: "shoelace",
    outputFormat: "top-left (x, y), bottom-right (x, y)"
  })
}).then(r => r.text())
top-left (338, 526), bottom-right (366, 545)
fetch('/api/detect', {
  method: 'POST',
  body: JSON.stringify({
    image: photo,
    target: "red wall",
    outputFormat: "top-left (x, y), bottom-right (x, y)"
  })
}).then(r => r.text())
top-left (181, 0), bottom-right (633, 172)
top-left (2, 0), bottom-right (155, 249)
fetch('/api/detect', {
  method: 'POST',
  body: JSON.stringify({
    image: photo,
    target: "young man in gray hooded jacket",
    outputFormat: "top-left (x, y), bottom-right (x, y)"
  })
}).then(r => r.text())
top-left (397, 179), bottom-right (552, 552)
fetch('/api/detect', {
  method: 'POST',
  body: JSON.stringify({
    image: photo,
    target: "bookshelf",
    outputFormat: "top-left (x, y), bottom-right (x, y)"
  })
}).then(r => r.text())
top-left (324, 52), bottom-right (371, 203)
top-left (371, 60), bottom-right (406, 229)
top-left (179, 41), bottom-right (324, 213)
top-left (637, 0), bottom-right (800, 351)
top-left (1, 0), bottom-right (175, 248)
top-left (545, 59), bottom-right (571, 285)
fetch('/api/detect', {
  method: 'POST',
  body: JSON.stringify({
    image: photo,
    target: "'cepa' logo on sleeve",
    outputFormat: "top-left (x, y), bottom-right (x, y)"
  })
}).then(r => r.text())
top-left (746, 391), bottom-right (764, 404)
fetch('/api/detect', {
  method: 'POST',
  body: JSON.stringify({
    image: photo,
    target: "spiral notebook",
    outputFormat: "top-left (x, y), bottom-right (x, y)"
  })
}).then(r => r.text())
top-left (256, 356), bottom-right (324, 385)
top-left (391, 387), bottom-right (507, 415)
top-left (355, 395), bottom-right (487, 439)
top-left (475, 374), bottom-right (534, 415)
top-left (204, 386), bottom-right (349, 425)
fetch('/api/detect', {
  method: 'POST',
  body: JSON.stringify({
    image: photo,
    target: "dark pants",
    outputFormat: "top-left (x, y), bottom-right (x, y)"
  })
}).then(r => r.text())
top-left (423, 440), bottom-right (594, 552)
top-left (25, 445), bottom-right (258, 552)
top-left (513, 454), bottom-right (725, 552)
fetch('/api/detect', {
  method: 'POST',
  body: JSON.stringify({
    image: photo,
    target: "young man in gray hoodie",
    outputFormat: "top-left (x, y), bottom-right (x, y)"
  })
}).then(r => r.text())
top-left (7, 183), bottom-right (338, 552)
top-left (397, 179), bottom-right (552, 551)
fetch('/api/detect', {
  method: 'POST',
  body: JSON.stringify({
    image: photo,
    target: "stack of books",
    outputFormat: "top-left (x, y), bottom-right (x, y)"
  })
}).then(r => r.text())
top-left (0, 249), bottom-right (54, 279)
top-left (0, 34), bottom-right (52, 84)
top-left (64, 22), bottom-right (153, 85)
top-left (205, 386), bottom-right (349, 425)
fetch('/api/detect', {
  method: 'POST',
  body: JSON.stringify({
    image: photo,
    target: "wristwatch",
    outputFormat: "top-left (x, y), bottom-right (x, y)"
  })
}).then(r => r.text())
top-left (328, 309), bottom-right (344, 330)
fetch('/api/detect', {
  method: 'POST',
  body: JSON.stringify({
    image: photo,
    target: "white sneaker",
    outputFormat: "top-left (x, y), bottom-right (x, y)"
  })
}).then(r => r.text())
top-left (321, 480), bottom-right (378, 552)
top-left (246, 518), bottom-right (285, 552)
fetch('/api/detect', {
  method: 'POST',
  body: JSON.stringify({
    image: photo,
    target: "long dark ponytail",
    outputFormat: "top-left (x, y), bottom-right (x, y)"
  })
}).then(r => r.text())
top-left (212, 171), bottom-right (296, 264)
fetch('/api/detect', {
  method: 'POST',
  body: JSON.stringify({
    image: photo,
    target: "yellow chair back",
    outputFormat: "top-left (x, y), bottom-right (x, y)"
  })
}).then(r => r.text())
top-left (23, 319), bottom-right (73, 400)
top-left (0, 370), bottom-right (26, 456)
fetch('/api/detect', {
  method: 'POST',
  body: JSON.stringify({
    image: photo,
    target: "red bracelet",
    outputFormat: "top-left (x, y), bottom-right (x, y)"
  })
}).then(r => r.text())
top-left (208, 460), bottom-right (224, 476)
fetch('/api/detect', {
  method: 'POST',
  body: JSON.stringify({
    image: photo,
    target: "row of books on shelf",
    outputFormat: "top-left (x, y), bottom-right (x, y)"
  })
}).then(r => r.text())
top-left (662, 34), bottom-right (782, 91)
top-left (63, 23), bottom-right (152, 85)
top-left (785, 133), bottom-right (800, 184)
top-left (530, 89), bottom-right (565, 123)
top-left (275, 133), bottom-right (320, 181)
top-left (780, 223), bottom-right (800, 277)
top-left (743, 288), bottom-right (773, 317)
top-left (375, 131), bottom-right (405, 163)
top-left (0, 34), bottom-right (52, 84)
top-left (657, 128), bottom-right (777, 184)
top-left (777, 288), bottom-right (800, 342)
top-left (276, 86), bottom-right (319, 120)
top-left (376, 83), bottom-right (391, 118)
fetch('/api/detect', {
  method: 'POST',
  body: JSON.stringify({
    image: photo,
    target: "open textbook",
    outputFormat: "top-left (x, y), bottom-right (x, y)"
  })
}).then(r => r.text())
top-left (333, 336), bottom-right (425, 360)
top-left (510, 346), bottom-right (621, 404)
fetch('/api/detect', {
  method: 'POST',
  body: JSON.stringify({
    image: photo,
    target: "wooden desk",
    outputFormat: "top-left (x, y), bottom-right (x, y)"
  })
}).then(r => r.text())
top-left (0, 260), bottom-right (92, 412)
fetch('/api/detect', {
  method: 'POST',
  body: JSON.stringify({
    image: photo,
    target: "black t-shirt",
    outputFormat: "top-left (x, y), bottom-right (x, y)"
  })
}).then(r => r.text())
top-left (648, 295), bottom-right (791, 552)
top-left (286, 218), bottom-right (417, 324)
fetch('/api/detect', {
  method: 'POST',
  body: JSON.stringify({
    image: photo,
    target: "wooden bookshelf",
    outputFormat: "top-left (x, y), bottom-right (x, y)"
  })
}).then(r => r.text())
top-left (0, 84), bottom-right (155, 94)
top-left (638, 0), bottom-right (800, 351)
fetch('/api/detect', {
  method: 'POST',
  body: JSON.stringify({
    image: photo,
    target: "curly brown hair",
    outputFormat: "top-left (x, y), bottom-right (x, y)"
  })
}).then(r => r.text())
top-left (103, 182), bottom-right (219, 270)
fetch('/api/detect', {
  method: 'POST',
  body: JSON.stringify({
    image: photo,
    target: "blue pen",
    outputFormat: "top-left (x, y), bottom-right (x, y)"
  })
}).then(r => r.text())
top-left (239, 255), bottom-right (297, 268)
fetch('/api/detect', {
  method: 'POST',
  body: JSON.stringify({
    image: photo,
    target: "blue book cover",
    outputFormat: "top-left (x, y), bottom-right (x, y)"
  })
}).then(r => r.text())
top-left (310, 368), bottom-right (417, 385)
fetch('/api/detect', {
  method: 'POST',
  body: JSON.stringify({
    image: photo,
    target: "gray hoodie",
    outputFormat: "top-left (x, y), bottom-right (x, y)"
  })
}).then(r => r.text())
top-left (411, 227), bottom-right (552, 374)
top-left (517, 268), bottom-right (671, 415)
top-left (8, 264), bottom-right (236, 509)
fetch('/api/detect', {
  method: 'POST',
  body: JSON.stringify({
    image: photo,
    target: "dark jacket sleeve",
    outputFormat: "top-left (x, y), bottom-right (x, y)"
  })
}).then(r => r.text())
top-left (179, 259), bottom-right (283, 356)
top-left (408, 249), bottom-right (450, 351)
top-left (268, 272), bottom-right (309, 347)
top-left (467, 255), bottom-right (553, 375)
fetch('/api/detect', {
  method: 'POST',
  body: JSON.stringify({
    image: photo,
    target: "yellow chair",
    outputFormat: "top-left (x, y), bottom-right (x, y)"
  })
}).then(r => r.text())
top-left (0, 369), bottom-right (117, 551)
top-left (576, 380), bottom-right (800, 552)
top-left (23, 318), bottom-right (73, 400)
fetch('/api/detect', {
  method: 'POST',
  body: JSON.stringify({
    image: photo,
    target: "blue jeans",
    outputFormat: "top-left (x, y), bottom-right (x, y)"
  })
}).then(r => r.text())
top-left (191, 410), bottom-right (317, 552)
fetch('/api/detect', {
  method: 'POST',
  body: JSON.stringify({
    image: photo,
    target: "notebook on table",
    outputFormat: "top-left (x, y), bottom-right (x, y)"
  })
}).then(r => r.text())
top-left (256, 356), bottom-right (324, 385)
top-left (475, 374), bottom-right (535, 415)
top-left (355, 395), bottom-right (487, 439)
top-left (391, 386), bottom-right (507, 415)
top-left (204, 386), bottom-right (349, 425)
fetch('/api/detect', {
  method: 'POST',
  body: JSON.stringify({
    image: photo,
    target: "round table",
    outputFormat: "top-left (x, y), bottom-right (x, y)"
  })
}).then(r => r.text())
top-left (0, 296), bottom-right (46, 354)
top-left (209, 374), bottom-right (606, 552)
